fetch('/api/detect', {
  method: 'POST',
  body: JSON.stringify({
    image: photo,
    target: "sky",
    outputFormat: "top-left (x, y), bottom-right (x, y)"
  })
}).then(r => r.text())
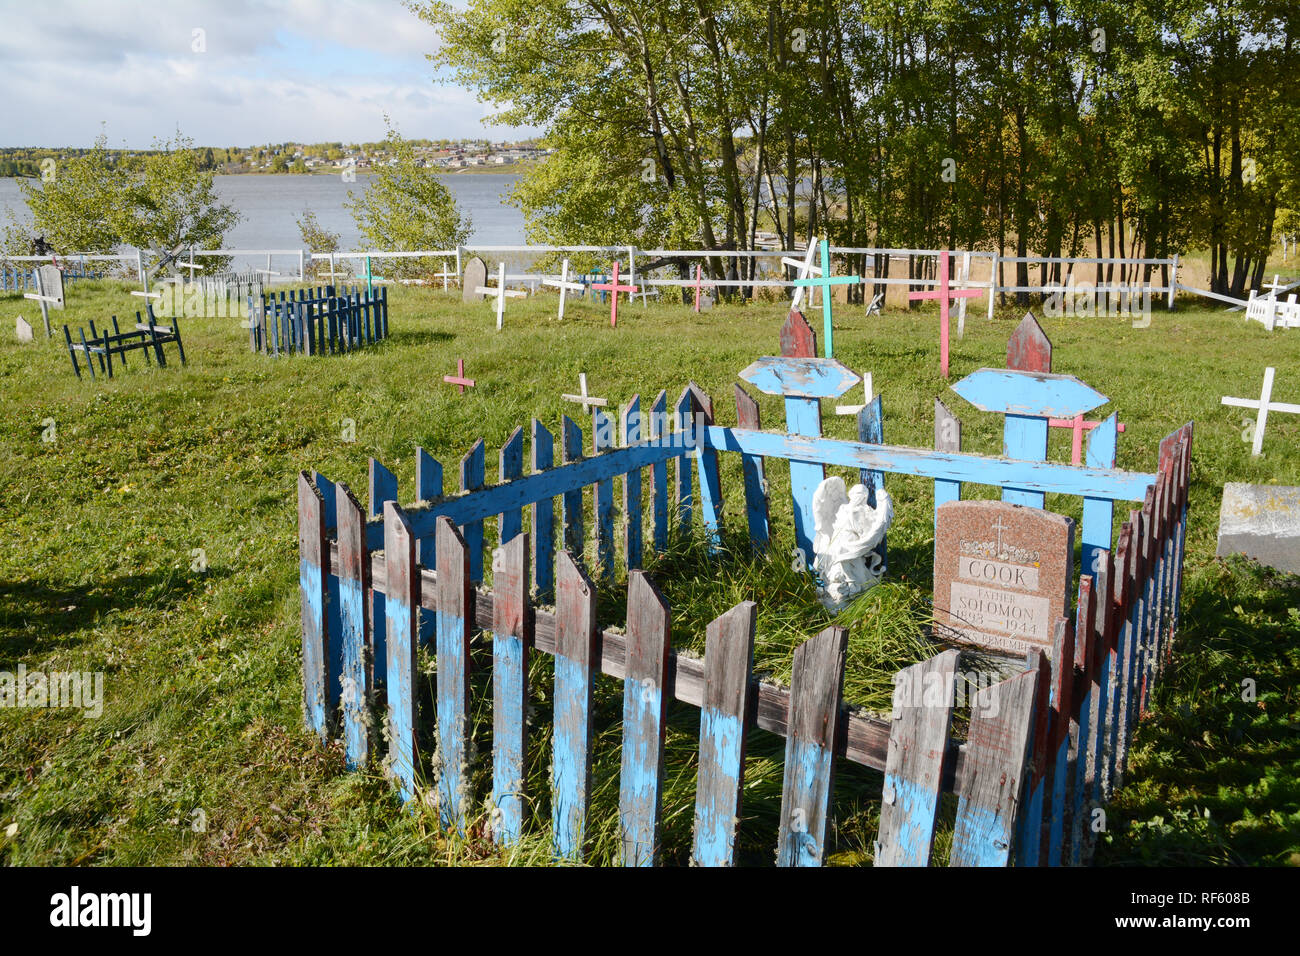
top-left (0, 0), bottom-right (539, 148)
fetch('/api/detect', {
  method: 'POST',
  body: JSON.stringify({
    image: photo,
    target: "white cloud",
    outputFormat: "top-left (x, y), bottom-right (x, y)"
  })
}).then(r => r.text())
top-left (0, 0), bottom-right (538, 147)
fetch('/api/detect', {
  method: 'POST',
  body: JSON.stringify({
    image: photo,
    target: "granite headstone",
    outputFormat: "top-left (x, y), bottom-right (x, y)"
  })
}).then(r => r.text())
top-left (15, 316), bottom-right (33, 342)
top-left (1217, 483), bottom-right (1300, 574)
top-left (462, 256), bottom-right (487, 303)
top-left (933, 500), bottom-right (1074, 656)
top-left (38, 265), bottom-right (65, 309)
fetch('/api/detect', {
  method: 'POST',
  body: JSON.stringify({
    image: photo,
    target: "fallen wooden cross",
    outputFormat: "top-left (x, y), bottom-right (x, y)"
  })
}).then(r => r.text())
top-left (542, 259), bottom-right (584, 320)
top-left (561, 372), bottom-right (608, 414)
top-left (63, 312), bottom-right (186, 381)
top-left (476, 262), bottom-right (527, 330)
top-left (443, 357), bottom-right (475, 394)
top-left (1222, 367), bottom-right (1300, 456)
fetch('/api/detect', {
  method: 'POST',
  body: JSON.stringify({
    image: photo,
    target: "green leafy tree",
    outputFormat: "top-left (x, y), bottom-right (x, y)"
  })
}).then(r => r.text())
top-left (20, 133), bottom-right (122, 253)
top-left (297, 207), bottom-right (344, 281)
top-left (345, 119), bottom-right (471, 278)
top-left (112, 132), bottom-right (241, 273)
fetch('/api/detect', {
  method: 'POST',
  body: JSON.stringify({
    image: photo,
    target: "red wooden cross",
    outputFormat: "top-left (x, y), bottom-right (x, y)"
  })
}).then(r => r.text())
top-left (693, 263), bottom-right (704, 312)
top-left (1048, 414), bottom-right (1126, 465)
top-left (591, 260), bottom-right (639, 328)
top-left (907, 249), bottom-right (982, 379)
top-left (443, 357), bottom-right (475, 394)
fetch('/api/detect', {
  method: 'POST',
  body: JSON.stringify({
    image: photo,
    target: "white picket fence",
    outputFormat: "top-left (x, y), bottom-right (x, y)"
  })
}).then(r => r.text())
top-left (3, 243), bottom-right (1187, 311)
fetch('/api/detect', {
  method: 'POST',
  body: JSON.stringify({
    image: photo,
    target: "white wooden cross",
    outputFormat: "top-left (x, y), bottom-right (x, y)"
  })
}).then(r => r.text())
top-left (834, 372), bottom-right (874, 417)
top-left (954, 251), bottom-right (974, 337)
top-left (543, 258), bottom-right (584, 320)
top-left (1263, 274), bottom-right (1287, 297)
top-left (783, 236), bottom-right (821, 309)
top-left (476, 262), bottom-right (526, 330)
top-left (1222, 367), bottom-right (1300, 456)
top-left (561, 372), bottom-right (608, 415)
top-left (319, 252), bottom-right (353, 284)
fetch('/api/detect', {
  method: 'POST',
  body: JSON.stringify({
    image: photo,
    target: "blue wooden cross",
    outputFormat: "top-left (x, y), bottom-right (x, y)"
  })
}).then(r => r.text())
top-left (738, 351), bottom-right (861, 565)
top-left (791, 239), bottom-right (859, 359)
top-left (948, 313), bottom-right (1117, 575)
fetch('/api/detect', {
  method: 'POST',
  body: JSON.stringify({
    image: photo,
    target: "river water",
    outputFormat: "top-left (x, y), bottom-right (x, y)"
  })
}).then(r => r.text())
top-left (0, 172), bottom-right (526, 269)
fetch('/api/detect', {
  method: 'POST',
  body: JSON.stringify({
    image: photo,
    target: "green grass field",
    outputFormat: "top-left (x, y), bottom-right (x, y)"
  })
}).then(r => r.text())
top-left (1, 279), bottom-right (1297, 866)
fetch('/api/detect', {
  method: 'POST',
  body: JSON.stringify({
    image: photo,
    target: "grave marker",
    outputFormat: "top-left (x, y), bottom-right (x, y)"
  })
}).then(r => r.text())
top-left (462, 256), bottom-right (488, 304)
top-left (1221, 367), bottom-right (1299, 456)
top-left (476, 262), bottom-right (527, 330)
top-left (15, 316), bottom-right (33, 342)
top-left (1048, 414), bottom-right (1126, 465)
top-left (38, 265), bottom-right (65, 308)
top-left (738, 311), bottom-right (862, 563)
top-left (933, 500), bottom-right (1075, 657)
top-left (691, 263), bottom-right (715, 313)
top-left (791, 239), bottom-right (858, 359)
top-left (1216, 483), bottom-right (1300, 574)
top-left (783, 237), bottom-right (820, 310)
top-left (443, 358), bottom-right (475, 394)
top-left (907, 250), bottom-right (981, 378)
top-left (591, 260), bottom-right (638, 327)
top-left (543, 258), bottom-right (584, 320)
top-left (834, 372), bottom-right (873, 417)
top-left (562, 372), bottom-right (608, 415)
top-left (23, 265), bottom-right (65, 337)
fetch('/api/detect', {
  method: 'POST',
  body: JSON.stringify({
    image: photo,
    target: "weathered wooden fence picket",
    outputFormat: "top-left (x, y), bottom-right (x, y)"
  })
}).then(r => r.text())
top-left (2, 260), bottom-right (102, 291)
top-left (248, 284), bottom-right (389, 356)
top-left (297, 313), bottom-right (1193, 866)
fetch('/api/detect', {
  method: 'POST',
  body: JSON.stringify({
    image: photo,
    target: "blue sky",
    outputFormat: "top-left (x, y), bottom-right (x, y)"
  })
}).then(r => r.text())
top-left (0, 0), bottom-right (539, 148)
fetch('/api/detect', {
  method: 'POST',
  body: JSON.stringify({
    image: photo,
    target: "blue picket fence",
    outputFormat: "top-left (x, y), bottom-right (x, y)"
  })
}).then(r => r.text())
top-left (1, 260), bottom-right (103, 292)
top-left (248, 284), bottom-right (388, 356)
top-left (297, 311), bottom-right (1193, 866)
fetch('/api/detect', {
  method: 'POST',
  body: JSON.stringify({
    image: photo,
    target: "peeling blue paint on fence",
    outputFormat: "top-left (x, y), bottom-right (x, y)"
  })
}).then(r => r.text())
top-left (295, 344), bottom-right (1193, 867)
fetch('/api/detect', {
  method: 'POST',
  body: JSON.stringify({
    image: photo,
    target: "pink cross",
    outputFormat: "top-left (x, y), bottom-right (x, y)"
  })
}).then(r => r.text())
top-left (443, 357), bottom-right (475, 394)
top-left (591, 260), bottom-right (639, 328)
top-left (907, 250), bottom-right (982, 379)
top-left (693, 263), bottom-right (705, 312)
top-left (1047, 414), bottom-right (1126, 465)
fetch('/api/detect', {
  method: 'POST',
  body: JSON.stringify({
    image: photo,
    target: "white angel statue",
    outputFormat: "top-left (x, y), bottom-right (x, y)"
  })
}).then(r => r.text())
top-left (810, 476), bottom-right (894, 610)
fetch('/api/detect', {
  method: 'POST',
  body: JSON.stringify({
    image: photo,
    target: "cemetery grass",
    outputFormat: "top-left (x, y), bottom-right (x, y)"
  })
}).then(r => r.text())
top-left (0, 280), bottom-right (1297, 867)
